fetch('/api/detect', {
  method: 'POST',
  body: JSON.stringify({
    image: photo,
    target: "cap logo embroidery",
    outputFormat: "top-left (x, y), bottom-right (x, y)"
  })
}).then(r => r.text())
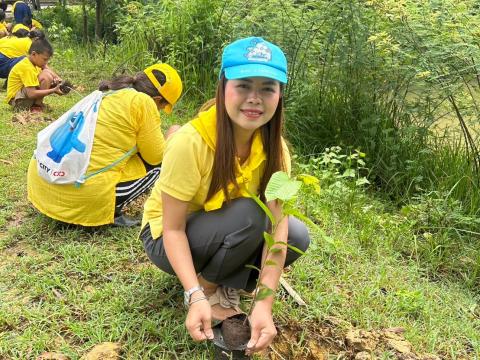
top-left (245, 40), bottom-right (271, 63)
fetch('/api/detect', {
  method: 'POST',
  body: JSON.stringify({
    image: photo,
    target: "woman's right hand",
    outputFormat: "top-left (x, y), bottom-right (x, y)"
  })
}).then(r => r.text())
top-left (185, 297), bottom-right (214, 341)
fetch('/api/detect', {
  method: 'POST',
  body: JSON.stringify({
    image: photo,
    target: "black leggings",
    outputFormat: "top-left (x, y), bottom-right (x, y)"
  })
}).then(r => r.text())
top-left (115, 161), bottom-right (160, 211)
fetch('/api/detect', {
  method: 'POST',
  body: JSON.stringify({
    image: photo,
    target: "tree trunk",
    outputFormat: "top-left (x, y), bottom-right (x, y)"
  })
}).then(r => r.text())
top-left (82, 0), bottom-right (88, 42)
top-left (95, 0), bottom-right (102, 40)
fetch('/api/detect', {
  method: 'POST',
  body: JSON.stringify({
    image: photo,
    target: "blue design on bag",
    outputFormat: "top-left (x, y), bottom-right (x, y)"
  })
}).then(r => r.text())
top-left (47, 111), bottom-right (87, 163)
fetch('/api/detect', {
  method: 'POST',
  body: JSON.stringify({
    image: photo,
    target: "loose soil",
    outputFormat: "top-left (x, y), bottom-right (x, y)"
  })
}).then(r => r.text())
top-left (11, 110), bottom-right (45, 124)
top-left (221, 316), bottom-right (251, 349)
top-left (35, 342), bottom-right (122, 360)
top-left (262, 318), bottom-right (444, 360)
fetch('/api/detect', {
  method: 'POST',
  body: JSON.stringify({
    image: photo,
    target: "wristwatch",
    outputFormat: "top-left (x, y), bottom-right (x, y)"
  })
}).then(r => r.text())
top-left (184, 285), bottom-right (204, 305)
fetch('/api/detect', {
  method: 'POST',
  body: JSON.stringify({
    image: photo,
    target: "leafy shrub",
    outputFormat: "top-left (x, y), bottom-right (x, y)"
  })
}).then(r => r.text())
top-left (47, 0), bottom-right (480, 219)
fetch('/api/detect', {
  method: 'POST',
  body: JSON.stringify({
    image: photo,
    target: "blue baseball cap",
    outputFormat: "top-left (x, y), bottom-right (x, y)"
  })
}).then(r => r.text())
top-left (220, 37), bottom-right (288, 84)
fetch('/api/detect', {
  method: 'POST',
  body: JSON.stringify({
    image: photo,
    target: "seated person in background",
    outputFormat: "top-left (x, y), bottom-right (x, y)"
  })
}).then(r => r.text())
top-left (5, 38), bottom-right (64, 111)
top-left (32, 18), bottom-right (42, 30)
top-left (12, 15), bottom-right (32, 33)
top-left (0, 29), bottom-right (45, 81)
top-left (0, 10), bottom-right (8, 38)
top-left (12, 1), bottom-right (31, 24)
top-left (12, 2), bottom-right (42, 30)
top-left (27, 64), bottom-right (183, 227)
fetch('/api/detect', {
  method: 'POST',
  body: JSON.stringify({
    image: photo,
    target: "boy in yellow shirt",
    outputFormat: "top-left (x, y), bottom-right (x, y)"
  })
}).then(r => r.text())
top-left (6, 38), bottom-right (64, 111)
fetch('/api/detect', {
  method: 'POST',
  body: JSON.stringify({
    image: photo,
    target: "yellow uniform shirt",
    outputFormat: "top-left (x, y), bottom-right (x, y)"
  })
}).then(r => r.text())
top-left (32, 19), bottom-right (43, 29)
top-left (12, 23), bottom-right (30, 33)
top-left (27, 89), bottom-right (165, 226)
top-left (5, 56), bottom-right (40, 103)
top-left (142, 105), bottom-right (291, 239)
top-left (0, 22), bottom-right (8, 36)
top-left (0, 36), bottom-right (32, 58)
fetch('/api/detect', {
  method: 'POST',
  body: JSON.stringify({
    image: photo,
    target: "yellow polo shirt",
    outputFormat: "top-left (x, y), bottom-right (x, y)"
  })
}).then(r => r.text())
top-left (12, 23), bottom-right (30, 33)
top-left (0, 36), bottom-right (32, 58)
top-left (32, 19), bottom-right (43, 29)
top-left (0, 22), bottom-right (8, 36)
top-left (27, 89), bottom-right (165, 226)
top-left (6, 57), bottom-right (40, 104)
top-left (142, 105), bottom-right (291, 239)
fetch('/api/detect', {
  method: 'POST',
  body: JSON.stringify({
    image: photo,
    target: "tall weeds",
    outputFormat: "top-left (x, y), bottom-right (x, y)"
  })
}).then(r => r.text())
top-left (45, 0), bottom-right (480, 215)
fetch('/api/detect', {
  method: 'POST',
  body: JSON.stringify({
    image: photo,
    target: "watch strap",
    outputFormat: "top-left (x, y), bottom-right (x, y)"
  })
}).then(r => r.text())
top-left (184, 285), bottom-right (204, 306)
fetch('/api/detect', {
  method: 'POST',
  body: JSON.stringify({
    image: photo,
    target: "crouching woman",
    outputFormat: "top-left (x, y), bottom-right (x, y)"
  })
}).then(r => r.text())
top-left (27, 63), bottom-right (183, 227)
top-left (140, 37), bottom-right (310, 354)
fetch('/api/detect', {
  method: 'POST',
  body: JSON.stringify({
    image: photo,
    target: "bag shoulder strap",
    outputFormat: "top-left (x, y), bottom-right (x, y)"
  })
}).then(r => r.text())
top-left (74, 146), bottom-right (138, 188)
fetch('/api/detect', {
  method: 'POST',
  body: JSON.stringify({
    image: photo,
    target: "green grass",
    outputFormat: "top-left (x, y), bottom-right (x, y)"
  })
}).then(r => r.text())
top-left (0, 44), bottom-right (479, 359)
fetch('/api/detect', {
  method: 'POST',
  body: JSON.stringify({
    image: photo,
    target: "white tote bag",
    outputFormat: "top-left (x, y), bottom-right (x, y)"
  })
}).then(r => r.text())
top-left (34, 90), bottom-right (105, 185)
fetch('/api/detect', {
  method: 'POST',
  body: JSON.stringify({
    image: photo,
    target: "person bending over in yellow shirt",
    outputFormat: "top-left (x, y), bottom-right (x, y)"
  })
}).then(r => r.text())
top-left (27, 63), bottom-right (183, 227)
top-left (11, 15), bottom-right (31, 33)
top-left (140, 37), bottom-right (310, 355)
top-left (0, 29), bottom-right (45, 84)
top-left (5, 37), bottom-right (64, 111)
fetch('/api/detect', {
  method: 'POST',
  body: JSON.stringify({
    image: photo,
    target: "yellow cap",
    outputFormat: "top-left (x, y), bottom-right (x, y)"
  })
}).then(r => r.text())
top-left (143, 63), bottom-right (183, 114)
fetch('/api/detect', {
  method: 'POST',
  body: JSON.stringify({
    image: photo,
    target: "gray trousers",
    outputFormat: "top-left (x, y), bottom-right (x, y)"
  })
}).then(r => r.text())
top-left (141, 197), bottom-right (310, 291)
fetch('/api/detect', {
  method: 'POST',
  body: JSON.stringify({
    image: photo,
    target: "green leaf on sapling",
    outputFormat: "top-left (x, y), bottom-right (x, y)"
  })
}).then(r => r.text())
top-left (246, 189), bottom-right (275, 226)
top-left (283, 205), bottom-right (318, 229)
top-left (270, 247), bottom-right (282, 253)
top-left (256, 287), bottom-right (275, 301)
top-left (265, 260), bottom-right (277, 266)
top-left (264, 232), bottom-right (275, 249)
top-left (245, 264), bottom-right (261, 272)
top-left (287, 243), bottom-right (305, 256)
top-left (265, 171), bottom-right (302, 202)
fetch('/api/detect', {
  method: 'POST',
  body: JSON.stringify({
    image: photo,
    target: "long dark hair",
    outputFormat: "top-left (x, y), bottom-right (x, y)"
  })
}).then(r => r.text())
top-left (98, 70), bottom-right (166, 97)
top-left (29, 29), bottom-right (45, 39)
top-left (206, 75), bottom-right (286, 203)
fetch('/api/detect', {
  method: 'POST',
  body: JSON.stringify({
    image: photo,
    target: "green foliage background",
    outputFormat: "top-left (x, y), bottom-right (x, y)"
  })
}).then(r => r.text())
top-left (38, 0), bottom-right (480, 213)
top-left (1, 1), bottom-right (480, 358)
top-left (34, 0), bottom-right (480, 288)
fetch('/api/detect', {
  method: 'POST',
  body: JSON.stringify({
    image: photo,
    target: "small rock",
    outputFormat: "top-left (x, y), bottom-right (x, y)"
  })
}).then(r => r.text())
top-left (36, 353), bottom-right (69, 360)
top-left (307, 339), bottom-right (327, 360)
top-left (355, 351), bottom-right (371, 360)
top-left (397, 354), bottom-right (418, 360)
top-left (346, 329), bottom-right (378, 352)
top-left (386, 338), bottom-right (412, 354)
top-left (81, 342), bottom-right (121, 360)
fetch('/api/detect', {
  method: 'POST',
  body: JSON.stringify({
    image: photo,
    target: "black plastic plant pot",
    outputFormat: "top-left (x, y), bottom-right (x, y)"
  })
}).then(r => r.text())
top-left (59, 80), bottom-right (73, 94)
top-left (212, 313), bottom-right (251, 360)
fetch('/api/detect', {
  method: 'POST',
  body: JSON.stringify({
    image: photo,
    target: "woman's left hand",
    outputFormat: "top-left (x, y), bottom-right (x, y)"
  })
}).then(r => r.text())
top-left (246, 301), bottom-right (277, 355)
